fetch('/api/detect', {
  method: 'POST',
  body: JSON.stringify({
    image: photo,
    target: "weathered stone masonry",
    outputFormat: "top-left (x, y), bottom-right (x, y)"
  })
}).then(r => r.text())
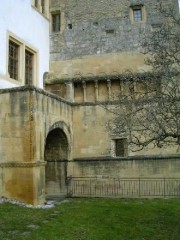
top-left (50, 0), bottom-right (175, 60)
top-left (0, 85), bottom-right (179, 204)
top-left (49, 0), bottom-right (178, 78)
top-left (0, 0), bottom-right (179, 204)
top-left (0, 86), bottom-right (73, 204)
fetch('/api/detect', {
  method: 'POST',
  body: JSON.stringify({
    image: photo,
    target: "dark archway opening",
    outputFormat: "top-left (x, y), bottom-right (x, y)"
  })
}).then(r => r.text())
top-left (45, 128), bottom-right (68, 197)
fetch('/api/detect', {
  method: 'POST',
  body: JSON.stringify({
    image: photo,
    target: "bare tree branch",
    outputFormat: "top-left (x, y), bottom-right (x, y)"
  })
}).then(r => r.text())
top-left (104, 4), bottom-right (180, 152)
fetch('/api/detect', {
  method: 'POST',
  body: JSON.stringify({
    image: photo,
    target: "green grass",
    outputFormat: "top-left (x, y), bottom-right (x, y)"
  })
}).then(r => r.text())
top-left (0, 198), bottom-right (180, 240)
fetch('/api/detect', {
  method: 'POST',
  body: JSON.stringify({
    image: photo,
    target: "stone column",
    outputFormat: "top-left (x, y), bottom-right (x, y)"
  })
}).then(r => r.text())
top-left (44, 0), bottom-right (50, 17)
top-left (95, 80), bottom-right (99, 102)
top-left (120, 80), bottom-right (123, 92)
top-left (37, 0), bottom-right (41, 11)
top-left (107, 79), bottom-right (111, 101)
top-left (66, 82), bottom-right (74, 102)
top-left (82, 81), bottom-right (87, 102)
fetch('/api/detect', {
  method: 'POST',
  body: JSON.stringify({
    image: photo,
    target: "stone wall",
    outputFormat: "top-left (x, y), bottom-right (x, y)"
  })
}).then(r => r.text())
top-left (46, 75), bottom-right (178, 159)
top-left (31, 89), bottom-right (73, 197)
top-left (50, 0), bottom-right (175, 60)
top-left (67, 156), bottom-right (180, 198)
top-left (0, 86), bottom-right (73, 204)
top-left (45, 73), bottom-right (160, 103)
top-left (68, 156), bottom-right (180, 179)
top-left (72, 103), bottom-right (178, 159)
top-left (0, 86), bottom-right (179, 203)
top-left (0, 87), bottom-right (46, 204)
top-left (49, 0), bottom-right (178, 78)
top-left (31, 88), bottom-right (73, 162)
top-left (0, 89), bottom-right (31, 163)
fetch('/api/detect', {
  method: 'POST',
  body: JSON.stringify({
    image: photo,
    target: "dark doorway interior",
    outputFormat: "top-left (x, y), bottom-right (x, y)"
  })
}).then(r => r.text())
top-left (45, 128), bottom-right (68, 197)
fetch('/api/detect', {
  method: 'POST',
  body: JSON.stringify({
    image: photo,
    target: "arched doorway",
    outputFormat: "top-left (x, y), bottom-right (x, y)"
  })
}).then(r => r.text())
top-left (45, 128), bottom-right (68, 197)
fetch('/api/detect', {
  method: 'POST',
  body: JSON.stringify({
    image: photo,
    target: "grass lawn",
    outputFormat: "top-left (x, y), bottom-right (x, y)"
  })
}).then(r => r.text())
top-left (0, 198), bottom-right (180, 240)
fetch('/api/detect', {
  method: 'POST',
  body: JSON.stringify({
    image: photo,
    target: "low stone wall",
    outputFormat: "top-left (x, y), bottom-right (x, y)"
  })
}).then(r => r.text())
top-left (65, 156), bottom-right (180, 198)
top-left (45, 156), bottom-right (180, 197)
top-left (68, 156), bottom-right (180, 178)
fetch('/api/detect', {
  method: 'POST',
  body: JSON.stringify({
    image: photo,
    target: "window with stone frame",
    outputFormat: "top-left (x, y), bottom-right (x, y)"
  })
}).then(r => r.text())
top-left (8, 40), bottom-right (19, 80)
top-left (8, 34), bottom-right (37, 85)
top-left (32, 0), bottom-right (49, 17)
top-left (114, 138), bottom-right (128, 157)
top-left (25, 50), bottom-right (34, 85)
top-left (52, 12), bottom-right (61, 32)
top-left (130, 5), bottom-right (145, 23)
top-left (133, 8), bottom-right (142, 22)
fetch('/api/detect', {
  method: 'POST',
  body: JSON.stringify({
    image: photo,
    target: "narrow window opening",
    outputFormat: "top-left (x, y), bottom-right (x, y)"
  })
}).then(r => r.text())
top-left (68, 24), bottom-right (73, 29)
top-left (133, 8), bottom-right (142, 22)
top-left (35, 0), bottom-right (38, 8)
top-left (25, 50), bottom-right (33, 85)
top-left (8, 40), bottom-right (19, 80)
top-left (41, 0), bottom-right (45, 14)
top-left (114, 139), bottom-right (128, 157)
top-left (106, 29), bottom-right (115, 34)
top-left (52, 12), bottom-right (61, 32)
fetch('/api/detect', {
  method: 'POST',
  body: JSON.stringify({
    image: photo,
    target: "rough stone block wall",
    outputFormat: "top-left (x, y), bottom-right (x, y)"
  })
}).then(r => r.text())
top-left (49, 0), bottom-right (178, 78)
top-left (50, 0), bottom-right (177, 61)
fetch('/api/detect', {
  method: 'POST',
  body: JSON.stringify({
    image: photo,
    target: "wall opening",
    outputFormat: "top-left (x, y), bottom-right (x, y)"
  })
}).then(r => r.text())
top-left (44, 128), bottom-right (68, 197)
top-left (111, 138), bottom-right (128, 157)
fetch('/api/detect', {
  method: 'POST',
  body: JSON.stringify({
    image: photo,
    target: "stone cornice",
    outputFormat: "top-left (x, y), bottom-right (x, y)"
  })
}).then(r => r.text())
top-left (0, 161), bottom-right (46, 168)
top-left (45, 72), bottom-right (162, 85)
top-left (45, 70), bottom-right (180, 85)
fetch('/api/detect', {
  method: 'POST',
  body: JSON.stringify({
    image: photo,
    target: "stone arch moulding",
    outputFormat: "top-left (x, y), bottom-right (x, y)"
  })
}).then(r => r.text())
top-left (45, 121), bottom-right (73, 160)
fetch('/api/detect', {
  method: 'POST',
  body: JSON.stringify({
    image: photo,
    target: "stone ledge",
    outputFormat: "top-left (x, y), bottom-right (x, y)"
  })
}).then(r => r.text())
top-left (73, 155), bottom-right (180, 162)
top-left (0, 161), bottom-right (46, 168)
top-left (45, 72), bottom-right (162, 85)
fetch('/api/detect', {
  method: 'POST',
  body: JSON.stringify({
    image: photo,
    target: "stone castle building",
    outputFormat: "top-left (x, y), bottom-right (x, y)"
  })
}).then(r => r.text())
top-left (0, 0), bottom-right (179, 205)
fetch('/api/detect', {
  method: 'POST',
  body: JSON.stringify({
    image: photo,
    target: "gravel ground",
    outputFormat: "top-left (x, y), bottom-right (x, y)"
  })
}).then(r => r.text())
top-left (0, 196), bottom-right (55, 208)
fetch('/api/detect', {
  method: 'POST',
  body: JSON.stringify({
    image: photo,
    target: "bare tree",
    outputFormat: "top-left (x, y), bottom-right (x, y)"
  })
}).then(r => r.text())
top-left (108, 5), bottom-right (180, 152)
top-left (142, 4), bottom-right (180, 74)
top-left (108, 76), bottom-right (180, 152)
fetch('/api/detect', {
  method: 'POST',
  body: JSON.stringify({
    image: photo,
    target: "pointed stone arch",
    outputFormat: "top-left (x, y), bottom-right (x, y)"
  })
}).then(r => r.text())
top-left (44, 121), bottom-right (72, 197)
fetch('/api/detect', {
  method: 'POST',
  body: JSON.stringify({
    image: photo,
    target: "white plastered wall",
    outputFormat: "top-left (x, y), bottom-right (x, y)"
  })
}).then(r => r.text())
top-left (0, 0), bottom-right (49, 89)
